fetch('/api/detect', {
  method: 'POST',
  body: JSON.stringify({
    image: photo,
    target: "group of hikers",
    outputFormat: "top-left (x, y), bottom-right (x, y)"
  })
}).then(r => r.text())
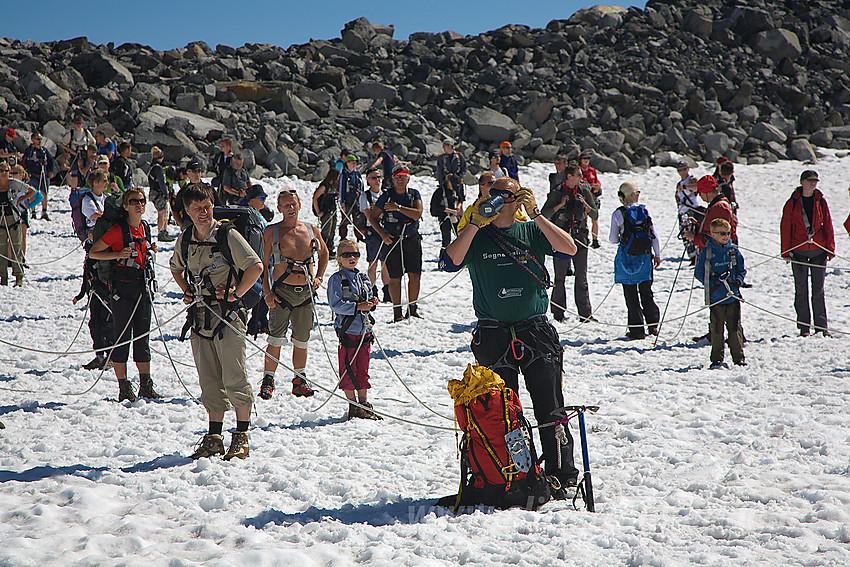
top-left (0, 119), bottom-right (842, 500)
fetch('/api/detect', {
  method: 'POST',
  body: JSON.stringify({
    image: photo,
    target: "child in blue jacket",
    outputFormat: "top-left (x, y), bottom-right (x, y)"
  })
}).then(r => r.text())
top-left (327, 240), bottom-right (381, 420)
top-left (695, 218), bottom-right (747, 368)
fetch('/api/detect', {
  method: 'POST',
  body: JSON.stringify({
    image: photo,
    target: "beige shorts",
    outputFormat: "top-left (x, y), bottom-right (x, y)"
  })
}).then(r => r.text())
top-left (268, 283), bottom-right (314, 348)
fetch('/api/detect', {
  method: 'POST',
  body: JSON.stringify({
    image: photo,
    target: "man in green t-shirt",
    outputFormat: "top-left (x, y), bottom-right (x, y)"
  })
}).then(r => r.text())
top-left (444, 177), bottom-right (580, 494)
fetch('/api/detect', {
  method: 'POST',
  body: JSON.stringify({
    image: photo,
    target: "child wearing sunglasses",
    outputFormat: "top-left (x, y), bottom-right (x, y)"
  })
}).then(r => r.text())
top-left (327, 240), bottom-right (381, 420)
top-left (695, 218), bottom-right (747, 368)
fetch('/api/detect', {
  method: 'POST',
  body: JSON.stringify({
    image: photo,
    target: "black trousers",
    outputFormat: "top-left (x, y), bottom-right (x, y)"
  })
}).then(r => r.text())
top-left (110, 280), bottom-right (152, 363)
top-left (622, 280), bottom-right (659, 338)
top-left (471, 318), bottom-right (578, 483)
top-left (552, 244), bottom-right (591, 319)
top-left (437, 213), bottom-right (458, 249)
top-left (790, 250), bottom-right (828, 333)
top-left (85, 257), bottom-right (114, 358)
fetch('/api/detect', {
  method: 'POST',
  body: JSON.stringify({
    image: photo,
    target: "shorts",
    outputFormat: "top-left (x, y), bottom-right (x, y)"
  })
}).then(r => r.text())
top-left (268, 282), bottom-right (314, 348)
top-left (365, 230), bottom-right (386, 263)
top-left (149, 189), bottom-right (169, 212)
top-left (385, 234), bottom-right (422, 279)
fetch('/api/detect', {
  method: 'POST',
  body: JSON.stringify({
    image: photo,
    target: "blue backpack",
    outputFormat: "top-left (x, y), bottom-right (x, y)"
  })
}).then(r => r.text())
top-left (618, 205), bottom-right (653, 256)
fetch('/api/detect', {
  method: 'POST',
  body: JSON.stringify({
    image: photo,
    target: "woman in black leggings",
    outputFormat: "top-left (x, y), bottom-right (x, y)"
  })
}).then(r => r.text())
top-left (89, 188), bottom-right (160, 402)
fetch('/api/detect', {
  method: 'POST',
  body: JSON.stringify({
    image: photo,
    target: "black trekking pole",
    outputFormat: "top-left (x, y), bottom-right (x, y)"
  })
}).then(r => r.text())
top-left (653, 247), bottom-right (687, 347)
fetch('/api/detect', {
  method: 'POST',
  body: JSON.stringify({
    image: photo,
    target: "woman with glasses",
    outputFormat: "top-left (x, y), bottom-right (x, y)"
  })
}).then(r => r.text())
top-left (89, 188), bottom-right (160, 402)
top-left (9, 164), bottom-right (40, 263)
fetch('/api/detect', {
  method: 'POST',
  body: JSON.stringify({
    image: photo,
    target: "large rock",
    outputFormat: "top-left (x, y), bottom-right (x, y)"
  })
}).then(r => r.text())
top-left (754, 29), bottom-right (803, 61)
top-left (38, 95), bottom-right (69, 122)
top-left (751, 122), bottom-right (788, 144)
top-left (350, 82), bottom-right (397, 101)
top-left (137, 105), bottom-right (226, 139)
top-left (683, 9), bottom-right (712, 38)
top-left (133, 130), bottom-right (187, 161)
top-left (589, 153), bottom-right (619, 173)
top-left (466, 107), bottom-right (518, 142)
top-left (282, 92), bottom-right (319, 122)
top-left (704, 132), bottom-right (731, 155)
top-left (175, 92), bottom-right (205, 114)
top-left (788, 139), bottom-right (817, 162)
top-left (597, 131), bottom-right (625, 155)
top-left (21, 71), bottom-right (70, 100)
top-left (307, 67), bottom-right (347, 91)
top-left (49, 67), bottom-right (88, 94)
top-left (70, 52), bottom-right (134, 88)
top-left (266, 146), bottom-right (300, 173)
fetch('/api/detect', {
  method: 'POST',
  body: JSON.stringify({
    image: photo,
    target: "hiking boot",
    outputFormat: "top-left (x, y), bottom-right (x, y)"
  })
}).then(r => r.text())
top-left (258, 375), bottom-right (275, 400)
top-left (392, 306), bottom-right (405, 323)
top-left (799, 329), bottom-right (810, 337)
top-left (625, 332), bottom-right (645, 340)
top-left (360, 401), bottom-right (383, 420)
top-left (348, 403), bottom-right (365, 420)
top-left (734, 359), bottom-right (747, 366)
top-left (223, 431), bottom-right (249, 460)
top-left (407, 303), bottom-right (423, 319)
top-left (579, 315), bottom-right (598, 323)
top-left (137, 376), bottom-right (162, 399)
top-left (818, 329), bottom-right (832, 338)
top-left (190, 433), bottom-right (225, 460)
top-left (118, 379), bottom-right (136, 402)
top-left (14, 275), bottom-right (23, 287)
top-left (292, 376), bottom-right (314, 397)
top-left (41, 211), bottom-right (50, 221)
top-left (83, 356), bottom-right (106, 370)
top-left (591, 239), bottom-right (601, 249)
top-left (648, 325), bottom-right (658, 336)
top-left (158, 231), bottom-right (175, 242)
top-left (709, 361), bottom-right (727, 369)
top-left (740, 282), bottom-right (752, 288)
top-left (692, 332), bottom-right (710, 343)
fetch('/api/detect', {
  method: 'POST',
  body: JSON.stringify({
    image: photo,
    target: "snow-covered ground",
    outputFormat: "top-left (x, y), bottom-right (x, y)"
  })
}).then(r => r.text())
top-left (1, 154), bottom-right (849, 566)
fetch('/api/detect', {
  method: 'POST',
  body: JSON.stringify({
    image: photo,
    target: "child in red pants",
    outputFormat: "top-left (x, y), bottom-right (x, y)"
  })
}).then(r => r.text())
top-left (326, 240), bottom-right (381, 420)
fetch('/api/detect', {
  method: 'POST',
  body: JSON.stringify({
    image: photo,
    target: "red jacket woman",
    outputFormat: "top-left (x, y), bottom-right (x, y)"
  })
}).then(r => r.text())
top-left (780, 185), bottom-right (835, 259)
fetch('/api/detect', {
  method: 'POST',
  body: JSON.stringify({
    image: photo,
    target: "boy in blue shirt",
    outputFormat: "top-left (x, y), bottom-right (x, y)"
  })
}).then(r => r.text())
top-left (695, 218), bottom-right (747, 368)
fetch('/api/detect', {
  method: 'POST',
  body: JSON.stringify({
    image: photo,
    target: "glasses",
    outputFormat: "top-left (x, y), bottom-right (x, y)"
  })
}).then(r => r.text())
top-left (128, 198), bottom-right (146, 206)
top-left (339, 251), bottom-right (360, 259)
top-left (804, 178), bottom-right (819, 183)
top-left (489, 187), bottom-right (517, 203)
top-left (257, 196), bottom-right (266, 201)
top-left (711, 231), bottom-right (731, 236)
top-left (367, 175), bottom-right (382, 180)
top-left (32, 137), bottom-right (42, 141)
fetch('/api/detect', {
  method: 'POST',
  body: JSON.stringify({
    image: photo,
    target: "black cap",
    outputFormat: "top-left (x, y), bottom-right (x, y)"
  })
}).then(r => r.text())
top-left (488, 150), bottom-right (500, 159)
top-left (187, 159), bottom-right (202, 170)
top-left (800, 170), bottom-right (819, 182)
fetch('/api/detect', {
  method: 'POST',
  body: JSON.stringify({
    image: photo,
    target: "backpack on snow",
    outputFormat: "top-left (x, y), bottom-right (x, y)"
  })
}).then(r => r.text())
top-left (446, 364), bottom-right (551, 511)
top-left (618, 204), bottom-right (654, 256)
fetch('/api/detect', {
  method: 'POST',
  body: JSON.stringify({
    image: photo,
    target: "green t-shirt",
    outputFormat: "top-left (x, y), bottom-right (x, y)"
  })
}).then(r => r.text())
top-left (463, 221), bottom-right (553, 324)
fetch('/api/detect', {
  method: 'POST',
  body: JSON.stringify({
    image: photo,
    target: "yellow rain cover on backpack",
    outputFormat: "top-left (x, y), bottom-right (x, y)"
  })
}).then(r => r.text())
top-left (447, 364), bottom-right (505, 406)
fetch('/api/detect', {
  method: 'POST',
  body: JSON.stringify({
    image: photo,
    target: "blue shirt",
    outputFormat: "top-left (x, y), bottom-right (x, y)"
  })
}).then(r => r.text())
top-left (694, 239), bottom-right (746, 306)
top-left (327, 268), bottom-right (373, 336)
top-left (374, 188), bottom-right (421, 236)
top-left (97, 141), bottom-right (115, 158)
top-left (499, 154), bottom-right (519, 181)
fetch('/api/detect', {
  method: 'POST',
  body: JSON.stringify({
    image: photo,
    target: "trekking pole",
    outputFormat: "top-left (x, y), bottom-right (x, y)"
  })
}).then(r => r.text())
top-left (551, 405), bottom-right (598, 512)
top-left (653, 247), bottom-right (687, 347)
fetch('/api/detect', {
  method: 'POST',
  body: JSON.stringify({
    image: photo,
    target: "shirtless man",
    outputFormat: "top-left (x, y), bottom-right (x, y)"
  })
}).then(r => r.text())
top-left (259, 189), bottom-right (329, 399)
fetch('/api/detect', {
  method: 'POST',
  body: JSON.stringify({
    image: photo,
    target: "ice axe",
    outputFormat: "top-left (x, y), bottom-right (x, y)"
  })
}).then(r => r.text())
top-left (551, 405), bottom-right (599, 512)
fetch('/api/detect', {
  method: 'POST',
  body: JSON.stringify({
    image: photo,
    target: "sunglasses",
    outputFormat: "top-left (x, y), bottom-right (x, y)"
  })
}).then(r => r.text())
top-left (339, 251), bottom-right (360, 259)
top-left (257, 195), bottom-right (266, 201)
top-left (128, 198), bottom-right (146, 206)
top-left (367, 175), bottom-right (382, 180)
top-left (489, 187), bottom-right (517, 202)
top-left (711, 231), bottom-right (731, 236)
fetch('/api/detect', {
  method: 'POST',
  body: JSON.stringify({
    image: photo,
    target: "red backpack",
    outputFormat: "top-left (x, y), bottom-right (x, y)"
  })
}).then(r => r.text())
top-left (448, 365), bottom-right (551, 510)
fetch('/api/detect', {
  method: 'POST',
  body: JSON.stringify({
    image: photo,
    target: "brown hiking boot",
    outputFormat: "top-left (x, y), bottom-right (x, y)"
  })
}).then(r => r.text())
top-left (292, 376), bottom-right (314, 397)
top-left (360, 401), bottom-right (383, 420)
top-left (137, 376), bottom-right (162, 399)
top-left (223, 431), bottom-right (249, 460)
top-left (190, 433), bottom-right (225, 460)
top-left (118, 379), bottom-right (136, 402)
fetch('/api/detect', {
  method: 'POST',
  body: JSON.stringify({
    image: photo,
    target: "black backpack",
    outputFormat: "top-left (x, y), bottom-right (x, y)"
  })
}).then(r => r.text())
top-left (618, 205), bottom-right (654, 256)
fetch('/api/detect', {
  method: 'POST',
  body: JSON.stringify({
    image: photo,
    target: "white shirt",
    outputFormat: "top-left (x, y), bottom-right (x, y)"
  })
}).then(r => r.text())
top-left (82, 191), bottom-right (107, 227)
top-left (358, 188), bottom-right (384, 228)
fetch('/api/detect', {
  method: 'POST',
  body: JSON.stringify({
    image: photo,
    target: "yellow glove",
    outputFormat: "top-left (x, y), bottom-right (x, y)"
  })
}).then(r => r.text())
top-left (469, 195), bottom-right (496, 229)
top-left (515, 187), bottom-right (541, 220)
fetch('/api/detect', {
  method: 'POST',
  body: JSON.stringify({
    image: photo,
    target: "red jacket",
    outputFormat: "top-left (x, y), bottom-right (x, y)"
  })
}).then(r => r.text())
top-left (580, 165), bottom-right (600, 187)
top-left (694, 195), bottom-right (736, 252)
top-left (780, 188), bottom-right (835, 259)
